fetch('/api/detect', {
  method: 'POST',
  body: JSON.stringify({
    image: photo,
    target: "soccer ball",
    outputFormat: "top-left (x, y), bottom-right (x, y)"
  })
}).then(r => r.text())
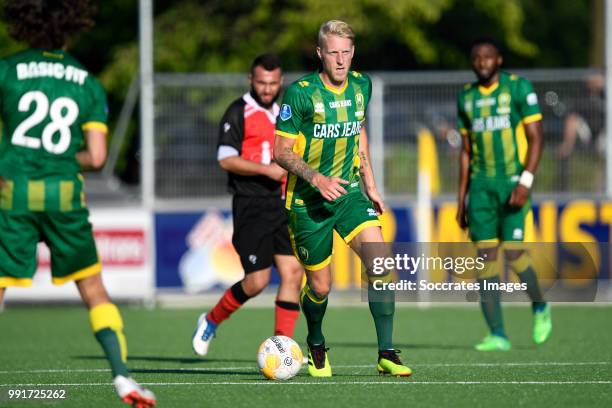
top-left (257, 335), bottom-right (303, 380)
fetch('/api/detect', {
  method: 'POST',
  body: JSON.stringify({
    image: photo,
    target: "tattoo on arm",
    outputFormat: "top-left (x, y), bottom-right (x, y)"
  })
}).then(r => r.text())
top-left (359, 152), bottom-right (369, 177)
top-left (276, 146), bottom-right (317, 183)
top-left (360, 151), bottom-right (377, 190)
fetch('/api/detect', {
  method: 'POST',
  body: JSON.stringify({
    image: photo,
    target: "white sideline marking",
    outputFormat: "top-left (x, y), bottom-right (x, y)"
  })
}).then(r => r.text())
top-left (0, 361), bottom-right (609, 375)
top-left (415, 362), bottom-right (612, 367)
top-left (147, 380), bottom-right (612, 386)
top-left (0, 369), bottom-right (111, 374)
top-left (0, 381), bottom-right (610, 387)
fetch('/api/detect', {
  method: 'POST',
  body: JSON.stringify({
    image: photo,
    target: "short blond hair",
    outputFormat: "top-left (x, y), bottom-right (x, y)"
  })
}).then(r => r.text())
top-left (317, 20), bottom-right (355, 48)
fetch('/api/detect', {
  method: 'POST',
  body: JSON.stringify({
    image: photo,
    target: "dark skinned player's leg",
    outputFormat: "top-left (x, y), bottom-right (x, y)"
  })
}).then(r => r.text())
top-left (476, 245), bottom-right (507, 339)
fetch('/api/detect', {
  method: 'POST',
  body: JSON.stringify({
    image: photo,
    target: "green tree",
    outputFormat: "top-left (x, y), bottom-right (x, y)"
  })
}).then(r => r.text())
top-left (0, 0), bottom-right (593, 183)
top-left (101, 0), bottom-right (543, 92)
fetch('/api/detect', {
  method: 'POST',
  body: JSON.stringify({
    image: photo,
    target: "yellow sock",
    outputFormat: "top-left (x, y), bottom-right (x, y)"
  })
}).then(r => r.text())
top-left (477, 259), bottom-right (500, 279)
top-left (89, 303), bottom-right (128, 363)
top-left (508, 252), bottom-right (531, 274)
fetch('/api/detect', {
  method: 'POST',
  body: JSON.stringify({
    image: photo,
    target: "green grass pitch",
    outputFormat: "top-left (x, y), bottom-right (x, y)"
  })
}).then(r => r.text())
top-left (1, 305), bottom-right (610, 407)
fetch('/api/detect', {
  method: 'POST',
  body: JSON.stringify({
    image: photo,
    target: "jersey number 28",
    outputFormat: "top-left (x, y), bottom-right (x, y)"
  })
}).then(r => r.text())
top-left (12, 91), bottom-right (79, 155)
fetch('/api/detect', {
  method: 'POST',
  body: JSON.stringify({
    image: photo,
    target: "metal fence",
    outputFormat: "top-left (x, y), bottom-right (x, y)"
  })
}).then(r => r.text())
top-left (153, 69), bottom-right (605, 202)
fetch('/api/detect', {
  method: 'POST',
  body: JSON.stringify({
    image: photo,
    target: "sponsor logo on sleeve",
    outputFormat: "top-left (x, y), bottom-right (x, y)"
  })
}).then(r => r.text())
top-left (526, 92), bottom-right (538, 106)
top-left (280, 104), bottom-right (292, 121)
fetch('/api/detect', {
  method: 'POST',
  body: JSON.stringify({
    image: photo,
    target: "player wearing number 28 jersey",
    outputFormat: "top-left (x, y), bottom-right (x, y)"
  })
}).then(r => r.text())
top-left (0, 49), bottom-right (107, 212)
top-left (0, 48), bottom-right (106, 279)
top-left (0, 1), bottom-right (155, 406)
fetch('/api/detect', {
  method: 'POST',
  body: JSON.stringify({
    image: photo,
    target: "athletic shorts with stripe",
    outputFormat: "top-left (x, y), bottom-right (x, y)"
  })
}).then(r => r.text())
top-left (287, 190), bottom-right (380, 271)
top-left (0, 208), bottom-right (100, 287)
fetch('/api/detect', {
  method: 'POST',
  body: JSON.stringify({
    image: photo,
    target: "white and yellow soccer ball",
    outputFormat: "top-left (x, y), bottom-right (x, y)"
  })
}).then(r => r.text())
top-left (257, 335), bottom-right (303, 380)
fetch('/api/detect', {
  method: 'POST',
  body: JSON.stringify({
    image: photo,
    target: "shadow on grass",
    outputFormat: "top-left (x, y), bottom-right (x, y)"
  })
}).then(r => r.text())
top-left (330, 342), bottom-right (473, 350)
top-left (330, 342), bottom-right (534, 351)
top-left (130, 368), bottom-right (256, 376)
top-left (74, 355), bottom-right (254, 364)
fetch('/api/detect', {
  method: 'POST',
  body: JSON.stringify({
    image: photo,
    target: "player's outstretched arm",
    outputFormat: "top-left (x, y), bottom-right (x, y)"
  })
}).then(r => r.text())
top-left (273, 135), bottom-right (347, 201)
top-left (358, 128), bottom-right (384, 214)
top-left (509, 120), bottom-right (543, 207)
top-left (456, 132), bottom-right (471, 229)
top-left (77, 129), bottom-right (107, 170)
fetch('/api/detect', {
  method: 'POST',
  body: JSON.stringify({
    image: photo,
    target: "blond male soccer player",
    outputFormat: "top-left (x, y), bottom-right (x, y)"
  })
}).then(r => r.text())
top-left (0, 1), bottom-right (155, 405)
top-left (456, 37), bottom-right (552, 351)
top-left (274, 20), bottom-right (411, 377)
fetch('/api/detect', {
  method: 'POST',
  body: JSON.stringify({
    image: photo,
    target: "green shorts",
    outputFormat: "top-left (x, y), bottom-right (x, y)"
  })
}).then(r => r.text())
top-left (0, 208), bottom-right (100, 287)
top-left (467, 177), bottom-right (531, 243)
top-left (287, 191), bottom-right (381, 271)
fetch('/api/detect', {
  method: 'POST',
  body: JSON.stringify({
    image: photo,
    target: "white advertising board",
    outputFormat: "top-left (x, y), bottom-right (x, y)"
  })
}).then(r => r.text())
top-left (4, 208), bottom-right (153, 302)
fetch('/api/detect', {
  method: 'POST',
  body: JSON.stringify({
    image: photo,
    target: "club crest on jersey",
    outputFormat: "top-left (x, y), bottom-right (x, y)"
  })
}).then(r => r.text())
top-left (223, 122), bottom-right (231, 133)
top-left (314, 102), bottom-right (325, 113)
top-left (280, 104), bottom-right (292, 121)
top-left (355, 93), bottom-right (364, 119)
top-left (498, 93), bottom-right (511, 105)
top-left (497, 93), bottom-right (511, 114)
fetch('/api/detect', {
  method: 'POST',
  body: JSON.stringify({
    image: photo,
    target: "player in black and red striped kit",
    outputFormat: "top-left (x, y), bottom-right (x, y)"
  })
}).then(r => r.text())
top-left (192, 54), bottom-right (304, 356)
